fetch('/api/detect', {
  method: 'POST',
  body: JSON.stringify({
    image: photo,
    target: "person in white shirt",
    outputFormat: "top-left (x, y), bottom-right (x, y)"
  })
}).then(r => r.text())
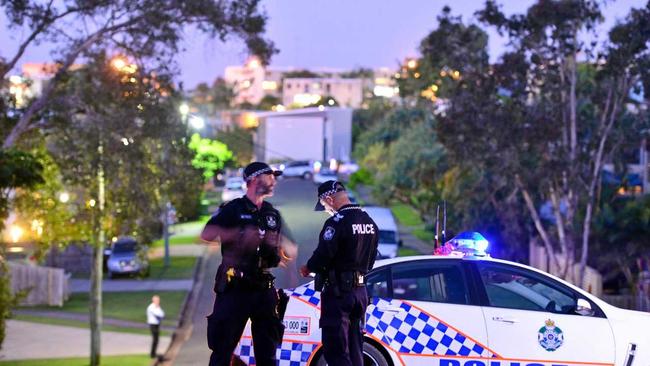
top-left (146, 295), bottom-right (165, 358)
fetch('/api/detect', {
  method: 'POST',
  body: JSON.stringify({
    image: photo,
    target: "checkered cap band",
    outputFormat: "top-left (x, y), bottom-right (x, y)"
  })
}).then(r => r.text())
top-left (234, 338), bottom-right (318, 365)
top-left (245, 166), bottom-right (272, 181)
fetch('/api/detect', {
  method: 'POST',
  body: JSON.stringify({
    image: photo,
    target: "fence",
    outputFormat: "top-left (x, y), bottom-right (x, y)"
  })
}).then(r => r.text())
top-left (8, 262), bottom-right (70, 307)
top-left (529, 241), bottom-right (603, 297)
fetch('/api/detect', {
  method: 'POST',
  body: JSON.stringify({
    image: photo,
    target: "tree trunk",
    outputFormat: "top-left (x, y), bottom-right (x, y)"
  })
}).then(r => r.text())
top-left (90, 143), bottom-right (106, 366)
top-left (579, 79), bottom-right (625, 287)
top-left (517, 176), bottom-right (562, 272)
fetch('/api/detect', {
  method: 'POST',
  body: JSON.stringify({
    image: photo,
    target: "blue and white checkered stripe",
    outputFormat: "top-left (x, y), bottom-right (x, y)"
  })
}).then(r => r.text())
top-left (365, 298), bottom-right (493, 357)
top-left (287, 283), bottom-right (321, 307)
top-left (234, 338), bottom-right (318, 365)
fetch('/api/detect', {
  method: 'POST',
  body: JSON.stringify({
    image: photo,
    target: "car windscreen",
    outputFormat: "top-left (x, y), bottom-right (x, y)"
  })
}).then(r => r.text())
top-left (378, 230), bottom-right (396, 244)
top-left (112, 241), bottom-right (137, 253)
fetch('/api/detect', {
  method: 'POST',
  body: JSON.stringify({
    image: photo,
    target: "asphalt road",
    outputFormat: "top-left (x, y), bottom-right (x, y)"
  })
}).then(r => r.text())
top-left (172, 178), bottom-right (327, 365)
top-left (268, 177), bottom-right (330, 289)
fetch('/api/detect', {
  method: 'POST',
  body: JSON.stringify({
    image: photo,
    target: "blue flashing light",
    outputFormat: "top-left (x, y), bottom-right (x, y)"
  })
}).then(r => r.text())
top-left (443, 231), bottom-right (490, 257)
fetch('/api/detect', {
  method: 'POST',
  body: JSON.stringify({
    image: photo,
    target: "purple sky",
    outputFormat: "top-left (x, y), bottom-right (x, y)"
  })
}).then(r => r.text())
top-left (2, 0), bottom-right (646, 89)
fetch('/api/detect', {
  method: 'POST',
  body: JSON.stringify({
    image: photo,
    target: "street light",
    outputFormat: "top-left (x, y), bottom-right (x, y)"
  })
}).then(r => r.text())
top-left (189, 115), bottom-right (205, 130)
top-left (179, 103), bottom-right (190, 118)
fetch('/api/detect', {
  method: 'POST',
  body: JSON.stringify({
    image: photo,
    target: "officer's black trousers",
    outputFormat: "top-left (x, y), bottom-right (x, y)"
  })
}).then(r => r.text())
top-left (207, 286), bottom-right (283, 366)
top-left (320, 286), bottom-right (368, 366)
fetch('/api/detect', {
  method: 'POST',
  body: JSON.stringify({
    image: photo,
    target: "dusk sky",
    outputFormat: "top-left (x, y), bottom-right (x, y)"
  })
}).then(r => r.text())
top-left (2, 0), bottom-right (647, 89)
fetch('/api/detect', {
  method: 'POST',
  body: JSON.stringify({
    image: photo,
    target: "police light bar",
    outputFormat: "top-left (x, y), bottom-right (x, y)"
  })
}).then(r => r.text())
top-left (434, 231), bottom-right (490, 257)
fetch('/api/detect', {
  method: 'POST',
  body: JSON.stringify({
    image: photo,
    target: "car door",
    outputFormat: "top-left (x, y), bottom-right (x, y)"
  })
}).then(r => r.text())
top-left (365, 260), bottom-right (494, 366)
top-left (476, 262), bottom-right (615, 365)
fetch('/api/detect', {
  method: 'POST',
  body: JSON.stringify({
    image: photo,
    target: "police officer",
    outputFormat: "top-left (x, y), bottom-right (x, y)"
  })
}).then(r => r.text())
top-left (300, 180), bottom-right (379, 366)
top-left (201, 162), bottom-right (287, 366)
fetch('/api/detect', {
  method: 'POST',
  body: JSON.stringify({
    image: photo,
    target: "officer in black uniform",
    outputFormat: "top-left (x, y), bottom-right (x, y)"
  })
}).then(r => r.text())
top-left (201, 162), bottom-right (288, 366)
top-left (300, 180), bottom-right (379, 366)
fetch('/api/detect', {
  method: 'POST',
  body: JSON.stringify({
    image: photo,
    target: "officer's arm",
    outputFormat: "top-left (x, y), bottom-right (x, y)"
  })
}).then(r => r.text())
top-left (367, 224), bottom-right (380, 271)
top-left (306, 222), bottom-right (340, 273)
top-left (200, 204), bottom-right (239, 244)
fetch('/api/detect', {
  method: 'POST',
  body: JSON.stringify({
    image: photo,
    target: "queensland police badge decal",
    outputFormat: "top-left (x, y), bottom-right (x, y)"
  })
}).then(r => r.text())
top-left (323, 226), bottom-right (335, 240)
top-left (538, 319), bottom-right (564, 351)
top-left (266, 215), bottom-right (277, 229)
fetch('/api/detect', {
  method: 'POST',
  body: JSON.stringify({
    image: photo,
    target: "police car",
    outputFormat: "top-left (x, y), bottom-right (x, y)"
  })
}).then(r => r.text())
top-left (234, 232), bottom-right (649, 366)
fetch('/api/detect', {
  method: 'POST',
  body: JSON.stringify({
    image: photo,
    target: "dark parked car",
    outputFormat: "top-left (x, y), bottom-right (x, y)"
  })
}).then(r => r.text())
top-left (105, 237), bottom-right (149, 278)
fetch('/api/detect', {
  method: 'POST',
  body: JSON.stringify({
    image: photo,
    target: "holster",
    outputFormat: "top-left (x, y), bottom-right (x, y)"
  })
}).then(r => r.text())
top-left (326, 269), bottom-right (341, 297)
top-left (314, 273), bottom-right (325, 292)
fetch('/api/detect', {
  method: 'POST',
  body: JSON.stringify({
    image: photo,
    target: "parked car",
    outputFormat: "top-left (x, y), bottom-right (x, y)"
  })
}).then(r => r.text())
top-left (105, 237), bottom-right (149, 278)
top-left (312, 167), bottom-right (338, 184)
top-left (281, 160), bottom-right (314, 179)
top-left (222, 177), bottom-right (246, 202)
top-left (234, 232), bottom-right (650, 366)
top-left (364, 206), bottom-right (402, 259)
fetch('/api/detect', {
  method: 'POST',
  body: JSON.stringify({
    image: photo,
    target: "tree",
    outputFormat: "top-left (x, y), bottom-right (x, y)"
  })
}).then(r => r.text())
top-left (1, 0), bottom-right (277, 149)
top-left (433, 0), bottom-right (650, 286)
top-left (39, 52), bottom-right (204, 366)
top-left (0, 148), bottom-right (43, 350)
top-left (188, 133), bottom-right (234, 180)
top-left (218, 126), bottom-right (254, 167)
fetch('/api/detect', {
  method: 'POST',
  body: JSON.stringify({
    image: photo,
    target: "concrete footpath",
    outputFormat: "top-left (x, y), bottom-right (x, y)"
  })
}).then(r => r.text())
top-left (0, 320), bottom-right (171, 361)
top-left (70, 279), bottom-right (194, 293)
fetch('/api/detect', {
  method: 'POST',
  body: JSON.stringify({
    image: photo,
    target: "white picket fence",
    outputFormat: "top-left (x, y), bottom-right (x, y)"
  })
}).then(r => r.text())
top-left (8, 262), bottom-right (70, 307)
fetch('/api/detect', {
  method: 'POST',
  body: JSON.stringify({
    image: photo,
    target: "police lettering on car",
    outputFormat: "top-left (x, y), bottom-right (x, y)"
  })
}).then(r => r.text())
top-left (300, 180), bottom-right (379, 366)
top-left (200, 162), bottom-right (290, 366)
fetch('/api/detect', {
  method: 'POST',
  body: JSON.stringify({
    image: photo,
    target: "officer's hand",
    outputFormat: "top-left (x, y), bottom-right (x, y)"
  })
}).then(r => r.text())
top-left (299, 265), bottom-right (311, 278)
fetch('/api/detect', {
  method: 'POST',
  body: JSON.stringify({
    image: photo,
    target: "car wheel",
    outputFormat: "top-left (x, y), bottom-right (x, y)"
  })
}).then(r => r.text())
top-left (313, 342), bottom-right (389, 366)
top-left (303, 172), bottom-right (313, 180)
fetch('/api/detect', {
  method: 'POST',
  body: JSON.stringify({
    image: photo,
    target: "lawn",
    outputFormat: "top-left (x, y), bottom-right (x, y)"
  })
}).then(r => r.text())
top-left (0, 354), bottom-right (150, 366)
top-left (22, 290), bottom-right (187, 327)
top-left (412, 228), bottom-right (435, 243)
top-left (390, 203), bottom-right (423, 227)
top-left (398, 247), bottom-right (421, 257)
top-left (151, 234), bottom-right (200, 247)
top-left (148, 256), bottom-right (198, 279)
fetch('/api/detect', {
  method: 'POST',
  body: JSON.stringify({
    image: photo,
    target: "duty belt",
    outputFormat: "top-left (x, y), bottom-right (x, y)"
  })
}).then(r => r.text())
top-left (226, 267), bottom-right (275, 289)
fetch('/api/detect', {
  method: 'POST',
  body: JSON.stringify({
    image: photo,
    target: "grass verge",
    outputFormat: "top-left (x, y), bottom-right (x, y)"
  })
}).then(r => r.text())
top-left (398, 247), bottom-right (421, 257)
top-left (390, 203), bottom-right (423, 227)
top-left (151, 234), bottom-right (199, 247)
top-left (148, 256), bottom-right (198, 280)
top-left (412, 228), bottom-right (435, 243)
top-left (21, 290), bottom-right (186, 327)
top-left (0, 354), bottom-right (151, 366)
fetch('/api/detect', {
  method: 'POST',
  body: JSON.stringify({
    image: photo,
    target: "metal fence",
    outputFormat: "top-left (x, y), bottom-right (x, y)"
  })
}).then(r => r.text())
top-left (8, 262), bottom-right (70, 307)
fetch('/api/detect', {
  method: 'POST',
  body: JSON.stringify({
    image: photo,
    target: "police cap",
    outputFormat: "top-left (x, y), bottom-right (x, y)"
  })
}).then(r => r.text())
top-left (243, 162), bottom-right (283, 182)
top-left (314, 180), bottom-right (346, 211)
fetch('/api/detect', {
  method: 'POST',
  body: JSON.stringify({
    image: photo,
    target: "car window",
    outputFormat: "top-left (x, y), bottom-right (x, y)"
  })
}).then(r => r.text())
top-left (113, 241), bottom-right (136, 253)
top-left (378, 230), bottom-right (396, 244)
top-left (391, 261), bottom-right (469, 304)
top-left (366, 269), bottom-right (390, 299)
top-left (478, 264), bottom-right (575, 313)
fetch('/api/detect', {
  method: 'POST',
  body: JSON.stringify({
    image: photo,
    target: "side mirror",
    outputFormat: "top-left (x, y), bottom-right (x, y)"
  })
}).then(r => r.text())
top-left (576, 298), bottom-right (595, 316)
top-left (104, 248), bottom-right (112, 257)
top-left (398, 240), bottom-right (404, 247)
